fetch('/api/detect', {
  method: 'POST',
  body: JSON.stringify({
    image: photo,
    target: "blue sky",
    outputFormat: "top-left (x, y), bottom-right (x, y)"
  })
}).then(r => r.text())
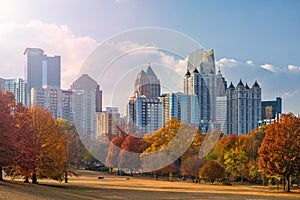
top-left (0, 0), bottom-right (299, 114)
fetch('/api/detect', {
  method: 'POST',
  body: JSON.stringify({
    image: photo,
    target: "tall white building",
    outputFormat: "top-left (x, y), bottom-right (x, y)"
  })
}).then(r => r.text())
top-left (184, 49), bottom-right (217, 132)
top-left (24, 48), bottom-right (61, 106)
top-left (70, 74), bottom-right (102, 139)
top-left (96, 107), bottom-right (120, 141)
top-left (215, 69), bottom-right (227, 133)
top-left (127, 65), bottom-right (162, 135)
top-left (226, 80), bottom-right (261, 135)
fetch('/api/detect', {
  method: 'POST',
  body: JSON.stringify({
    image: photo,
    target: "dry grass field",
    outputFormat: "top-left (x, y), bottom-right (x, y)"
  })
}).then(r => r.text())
top-left (1, 170), bottom-right (299, 200)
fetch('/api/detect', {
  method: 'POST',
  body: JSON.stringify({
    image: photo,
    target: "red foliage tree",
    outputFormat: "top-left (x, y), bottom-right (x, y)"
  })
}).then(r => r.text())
top-left (0, 90), bottom-right (16, 181)
top-left (14, 104), bottom-right (40, 183)
top-left (259, 113), bottom-right (300, 192)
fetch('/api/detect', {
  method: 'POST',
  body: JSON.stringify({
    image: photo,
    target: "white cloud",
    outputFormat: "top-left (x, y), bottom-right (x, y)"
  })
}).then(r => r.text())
top-left (159, 52), bottom-right (187, 75)
top-left (260, 64), bottom-right (279, 73)
top-left (287, 64), bottom-right (300, 71)
top-left (0, 20), bottom-right (97, 89)
top-left (282, 90), bottom-right (298, 100)
top-left (216, 57), bottom-right (300, 114)
top-left (216, 58), bottom-right (240, 69)
top-left (246, 60), bottom-right (254, 66)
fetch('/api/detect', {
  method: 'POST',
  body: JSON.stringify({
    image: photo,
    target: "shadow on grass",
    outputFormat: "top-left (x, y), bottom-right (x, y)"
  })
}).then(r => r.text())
top-left (1, 180), bottom-right (300, 200)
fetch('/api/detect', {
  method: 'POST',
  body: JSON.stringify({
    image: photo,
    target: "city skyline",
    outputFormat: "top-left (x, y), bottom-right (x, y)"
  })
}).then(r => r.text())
top-left (0, 0), bottom-right (299, 114)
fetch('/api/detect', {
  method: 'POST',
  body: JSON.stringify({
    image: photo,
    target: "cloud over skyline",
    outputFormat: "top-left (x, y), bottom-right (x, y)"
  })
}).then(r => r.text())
top-left (0, 20), bottom-right (299, 114)
top-left (0, 20), bottom-right (97, 89)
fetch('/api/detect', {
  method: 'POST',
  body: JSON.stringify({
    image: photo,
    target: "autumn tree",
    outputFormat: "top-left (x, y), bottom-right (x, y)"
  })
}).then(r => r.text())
top-left (199, 161), bottom-right (225, 184)
top-left (119, 134), bottom-right (145, 173)
top-left (56, 119), bottom-right (87, 182)
top-left (243, 128), bottom-right (266, 183)
top-left (33, 107), bottom-right (67, 182)
top-left (15, 106), bottom-right (68, 183)
top-left (206, 134), bottom-right (238, 165)
top-left (142, 118), bottom-right (200, 178)
top-left (14, 104), bottom-right (40, 183)
top-left (259, 113), bottom-right (300, 192)
top-left (105, 132), bottom-right (126, 170)
top-left (224, 147), bottom-right (248, 182)
top-left (152, 162), bottom-right (177, 180)
top-left (180, 154), bottom-right (205, 182)
top-left (180, 132), bottom-right (205, 181)
top-left (0, 90), bottom-right (16, 181)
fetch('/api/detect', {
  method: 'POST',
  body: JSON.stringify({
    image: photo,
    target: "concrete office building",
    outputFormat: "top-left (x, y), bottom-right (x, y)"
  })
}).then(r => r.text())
top-left (70, 74), bottom-right (102, 139)
top-left (31, 87), bottom-right (72, 122)
top-left (96, 107), bottom-right (120, 142)
top-left (24, 48), bottom-right (61, 105)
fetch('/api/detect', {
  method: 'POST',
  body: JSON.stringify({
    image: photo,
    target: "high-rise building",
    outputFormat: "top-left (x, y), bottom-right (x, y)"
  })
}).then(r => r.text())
top-left (24, 48), bottom-right (61, 105)
top-left (215, 69), bottom-right (227, 133)
top-left (134, 63), bottom-right (161, 98)
top-left (184, 48), bottom-right (217, 132)
top-left (127, 65), bottom-right (162, 135)
top-left (0, 78), bottom-right (26, 105)
top-left (259, 97), bottom-right (282, 125)
top-left (226, 80), bottom-right (261, 135)
top-left (96, 107), bottom-right (120, 141)
top-left (127, 93), bottom-right (162, 136)
top-left (159, 92), bottom-right (199, 126)
top-left (187, 49), bottom-right (215, 75)
top-left (31, 86), bottom-right (72, 122)
top-left (70, 74), bottom-right (102, 139)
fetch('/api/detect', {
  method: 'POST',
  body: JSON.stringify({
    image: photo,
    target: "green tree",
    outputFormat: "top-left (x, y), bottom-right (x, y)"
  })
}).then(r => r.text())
top-left (224, 147), bottom-right (248, 181)
top-left (206, 134), bottom-right (238, 165)
top-left (259, 113), bottom-right (300, 192)
top-left (199, 161), bottom-right (225, 184)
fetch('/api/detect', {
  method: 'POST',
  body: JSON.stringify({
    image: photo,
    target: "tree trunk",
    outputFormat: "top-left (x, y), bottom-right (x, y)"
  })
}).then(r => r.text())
top-left (283, 177), bottom-right (286, 191)
top-left (32, 172), bottom-right (38, 184)
top-left (287, 175), bottom-right (291, 192)
top-left (24, 176), bottom-right (29, 183)
top-left (0, 166), bottom-right (3, 181)
top-left (64, 171), bottom-right (68, 183)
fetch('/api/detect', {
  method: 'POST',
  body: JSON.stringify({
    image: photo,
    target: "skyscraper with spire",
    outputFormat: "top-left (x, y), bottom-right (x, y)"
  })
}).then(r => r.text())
top-left (127, 63), bottom-right (162, 135)
top-left (133, 63), bottom-right (161, 98)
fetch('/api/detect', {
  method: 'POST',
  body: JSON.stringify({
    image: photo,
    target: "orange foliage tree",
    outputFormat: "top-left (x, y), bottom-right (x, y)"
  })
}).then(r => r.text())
top-left (259, 113), bottom-right (300, 192)
top-left (199, 161), bottom-right (225, 184)
top-left (14, 104), bottom-right (40, 183)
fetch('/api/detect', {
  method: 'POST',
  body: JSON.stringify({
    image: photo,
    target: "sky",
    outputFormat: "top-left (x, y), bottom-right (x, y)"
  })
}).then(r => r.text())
top-left (0, 0), bottom-right (299, 114)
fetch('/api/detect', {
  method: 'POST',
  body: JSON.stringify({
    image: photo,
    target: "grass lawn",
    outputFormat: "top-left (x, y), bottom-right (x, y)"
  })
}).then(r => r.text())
top-left (0, 170), bottom-right (299, 200)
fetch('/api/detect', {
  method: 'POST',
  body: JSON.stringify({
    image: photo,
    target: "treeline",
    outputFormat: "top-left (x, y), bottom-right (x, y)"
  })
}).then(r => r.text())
top-left (0, 90), bottom-right (87, 183)
top-left (106, 114), bottom-right (300, 192)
